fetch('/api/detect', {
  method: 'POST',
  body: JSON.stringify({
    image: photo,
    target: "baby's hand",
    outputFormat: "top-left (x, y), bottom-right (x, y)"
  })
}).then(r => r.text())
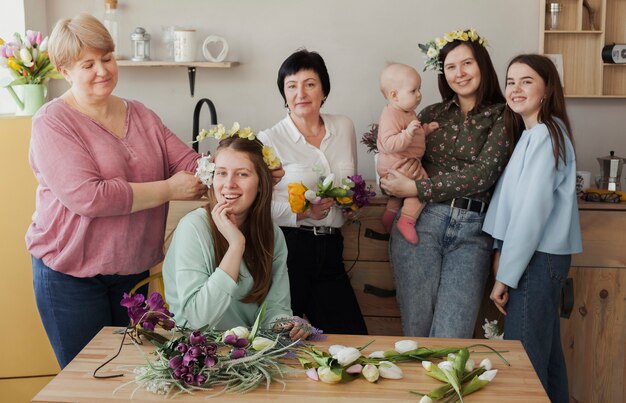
top-left (423, 121), bottom-right (439, 136)
top-left (406, 120), bottom-right (423, 137)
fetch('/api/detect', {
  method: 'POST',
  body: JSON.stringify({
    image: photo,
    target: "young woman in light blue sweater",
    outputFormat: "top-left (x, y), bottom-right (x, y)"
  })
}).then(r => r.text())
top-left (483, 54), bottom-right (582, 403)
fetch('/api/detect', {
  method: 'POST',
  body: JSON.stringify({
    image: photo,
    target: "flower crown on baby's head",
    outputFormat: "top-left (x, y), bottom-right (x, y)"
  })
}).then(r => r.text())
top-left (418, 28), bottom-right (488, 73)
top-left (194, 122), bottom-right (281, 188)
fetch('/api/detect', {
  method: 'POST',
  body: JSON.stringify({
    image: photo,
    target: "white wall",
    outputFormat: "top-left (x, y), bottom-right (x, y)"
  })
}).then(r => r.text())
top-left (36, 0), bottom-right (626, 180)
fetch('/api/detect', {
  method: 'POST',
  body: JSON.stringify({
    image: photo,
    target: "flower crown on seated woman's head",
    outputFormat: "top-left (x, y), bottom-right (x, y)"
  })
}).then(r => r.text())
top-left (194, 122), bottom-right (281, 187)
top-left (418, 28), bottom-right (488, 73)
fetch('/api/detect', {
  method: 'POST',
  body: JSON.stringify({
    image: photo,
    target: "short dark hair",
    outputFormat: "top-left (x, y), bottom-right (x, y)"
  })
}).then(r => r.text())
top-left (276, 49), bottom-right (331, 106)
top-left (437, 41), bottom-right (505, 108)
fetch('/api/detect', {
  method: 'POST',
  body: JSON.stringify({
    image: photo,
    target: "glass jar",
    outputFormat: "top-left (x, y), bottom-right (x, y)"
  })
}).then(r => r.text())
top-left (547, 3), bottom-right (562, 30)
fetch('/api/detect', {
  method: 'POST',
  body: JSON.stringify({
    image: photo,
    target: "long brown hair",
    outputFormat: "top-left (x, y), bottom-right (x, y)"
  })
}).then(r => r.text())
top-left (437, 41), bottom-right (505, 108)
top-left (204, 136), bottom-right (274, 304)
top-left (504, 54), bottom-right (574, 167)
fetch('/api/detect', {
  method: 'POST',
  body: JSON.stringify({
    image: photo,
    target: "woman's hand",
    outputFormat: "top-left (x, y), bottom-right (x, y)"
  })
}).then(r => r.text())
top-left (307, 197), bottom-right (335, 220)
top-left (275, 316), bottom-right (313, 340)
top-left (167, 171), bottom-right (208, 200)
top-left (380, 169), bottom-right (418, 198)
top-left (270, 166), bottom-right (285, 186)
top-left (211, 201), bottom-right (245, 248)
top-left (490, 280), bottom-right (509, 315)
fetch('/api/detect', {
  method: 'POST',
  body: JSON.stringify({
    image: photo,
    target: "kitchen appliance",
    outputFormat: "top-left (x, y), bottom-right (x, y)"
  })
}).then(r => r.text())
top-left (597, 150), bottom-right (626, 191)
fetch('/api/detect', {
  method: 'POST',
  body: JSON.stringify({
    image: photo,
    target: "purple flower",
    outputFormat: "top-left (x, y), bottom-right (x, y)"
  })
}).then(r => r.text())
top-left (182, 352), bottom-right (197, 367)
top-left (176, 343), bottom-right (189, 353)
top-left (120, 292), bottom-right (144, 308)
top-left (146, 292), bottom-right (166, 311)
top-left (348, 174), bottom-right (376, 208)
top-left (183, 373), bottom-right (195, 385)
top-left (195, 373), bottom-right (207, 385)
top-left (204, 343), bottom-right (218, 355)
top-left (161, 318), bottom-right (175, 330)
top-left (188, 346), bottom-right (202, 358)
top-left (172, 366), bottom-right (187, 380)
top-left (230, 348), bottom-right (246, 359)
top-left (140, 320), bottom-right (156, 331)
top-left (168, 355), bottom-right (183, 369)
top-left (234, 337), bottom-right (249, 348)
top-left (189, 331), bottom-right (206, 346)
top-left (204, 355), bottom-right (217, 368)
top-left (223, 334), bottom-right (237, 346)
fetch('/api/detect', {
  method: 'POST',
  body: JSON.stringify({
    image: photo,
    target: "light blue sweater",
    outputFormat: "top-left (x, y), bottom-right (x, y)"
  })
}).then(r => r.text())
top-left (483, 121), bottom-right (582, 289)
top-left (163, 208), bottom-right (292, 330)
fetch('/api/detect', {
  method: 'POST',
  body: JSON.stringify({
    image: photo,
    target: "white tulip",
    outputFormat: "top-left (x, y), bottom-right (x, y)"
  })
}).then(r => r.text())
top-left (378, 361), bottom-right (403, 379)
top-left (334, 347), bottom-right (361, 366)
top-left (328, 344), bottom-right (347, 356)
top-left (231, 326), bottom-right (250, 339)
top-left (438, 361), bottom-right (454, 373)
top-left (368, 350), bottom-right (385, 358)
top-left (419, 396), bottom-right (434, 403)
top-left (251, 337), bottom-right (273, 351)
top-left (304, 189), bottom-right (318, 202)
top-left (465, 358), bottom-right (475, 372)
top-left (394, 339), bottom-right (418, 354)
top-left (362, 364), bottom-right (379, 382)
top-left (422, 360), bottom-right (432, 371)
top-left (479, 358), bottom-right (493, 370)
top-left (317, 366), bottom-right (341, 384)
top-left (478, 369), bottom-right (498, 382)
top-left (447, 353), bottom-right (456, 360)
top-left (322, 173), bottom-right (335, 187)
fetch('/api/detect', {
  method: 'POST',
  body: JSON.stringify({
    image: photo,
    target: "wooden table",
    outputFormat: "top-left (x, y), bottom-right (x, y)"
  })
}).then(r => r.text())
top-left (33, 327), bottom-right (548, 402)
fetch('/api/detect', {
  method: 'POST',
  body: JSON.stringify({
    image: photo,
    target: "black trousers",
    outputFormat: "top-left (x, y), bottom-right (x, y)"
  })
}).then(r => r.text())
top-left (280, 227), bottom-right (367, 335)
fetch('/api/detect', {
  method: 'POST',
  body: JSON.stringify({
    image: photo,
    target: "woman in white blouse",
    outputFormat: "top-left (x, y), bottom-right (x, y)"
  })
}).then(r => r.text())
top-left (257, 49), bottom-right (367, 335)
top-left (482, 54), bottom-right (582, 403)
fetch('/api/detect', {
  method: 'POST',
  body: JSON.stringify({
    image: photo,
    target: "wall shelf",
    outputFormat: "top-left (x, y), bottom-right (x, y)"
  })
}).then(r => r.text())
top-left (539, 0), bottom-right (626, 98)
top-left (116, 59), bottom-right (240, 96)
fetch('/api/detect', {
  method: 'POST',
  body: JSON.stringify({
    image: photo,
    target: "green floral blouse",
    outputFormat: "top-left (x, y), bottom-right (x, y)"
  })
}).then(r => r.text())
top-left (416, 99), bottom-right (509, 204)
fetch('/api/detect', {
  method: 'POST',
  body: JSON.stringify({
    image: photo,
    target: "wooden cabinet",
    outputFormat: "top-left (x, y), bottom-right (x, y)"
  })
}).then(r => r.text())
top-left (561, 202), bottom-right (626, 403)
top-left (342, 203), bottom-right (402, 335)
top-left (539, 0), bottom-right (626, 98)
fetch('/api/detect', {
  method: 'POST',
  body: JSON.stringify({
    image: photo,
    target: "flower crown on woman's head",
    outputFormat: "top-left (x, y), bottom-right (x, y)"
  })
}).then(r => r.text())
top-left (418, 28), bottom-right (488, 73)
top-left (194, 122), bottom-right (281, 187)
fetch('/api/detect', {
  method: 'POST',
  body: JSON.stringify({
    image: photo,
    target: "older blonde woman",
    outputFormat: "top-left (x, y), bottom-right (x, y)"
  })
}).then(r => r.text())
top-left (26, 14), bottom-right (206, 368)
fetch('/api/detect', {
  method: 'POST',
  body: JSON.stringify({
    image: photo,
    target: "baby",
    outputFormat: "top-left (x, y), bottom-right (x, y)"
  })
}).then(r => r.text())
top-left (376, 63), bottom-right (437, 244)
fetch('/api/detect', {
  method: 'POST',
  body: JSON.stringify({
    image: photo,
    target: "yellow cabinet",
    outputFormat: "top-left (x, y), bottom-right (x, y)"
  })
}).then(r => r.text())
top-left (0, 117), bottom-right (59, 397)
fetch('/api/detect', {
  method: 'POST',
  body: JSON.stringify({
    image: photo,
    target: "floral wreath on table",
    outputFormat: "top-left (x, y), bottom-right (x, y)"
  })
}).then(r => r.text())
top-left (418, 28), bottom-right (488, 72)
top-left (193, 122), bottom-right (282, 188)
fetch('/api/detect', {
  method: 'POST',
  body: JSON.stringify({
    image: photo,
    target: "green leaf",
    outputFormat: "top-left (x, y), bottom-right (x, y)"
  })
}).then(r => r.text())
top-left (441, 367), bottom-right (463, 403)
top-left (249, 302), bottom-right (266, 341)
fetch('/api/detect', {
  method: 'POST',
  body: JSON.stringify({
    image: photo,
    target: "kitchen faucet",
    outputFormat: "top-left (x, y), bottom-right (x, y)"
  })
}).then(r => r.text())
top-left (192, 98), bottom-right (217, 152)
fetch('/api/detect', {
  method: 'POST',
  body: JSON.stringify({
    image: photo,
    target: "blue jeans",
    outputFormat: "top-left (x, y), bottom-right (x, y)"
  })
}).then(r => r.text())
top-left (390, 203), bottom-right (491, 337)
top-left (504, 251), bottom-right (570, 403)
top-left (32, 256), bottom-right (148, 368)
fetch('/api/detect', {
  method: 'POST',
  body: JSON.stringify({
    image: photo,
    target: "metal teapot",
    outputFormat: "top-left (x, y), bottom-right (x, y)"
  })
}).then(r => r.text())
top-left (597, 150), bottom-right (626, 191)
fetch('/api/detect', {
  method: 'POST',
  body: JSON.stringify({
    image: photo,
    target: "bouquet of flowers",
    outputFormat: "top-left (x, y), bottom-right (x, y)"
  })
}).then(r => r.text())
top-left (288, 174), bottom-right (376, 214)
top-left (360, 123), bottom-right (379, 154)
top-left (0, 30), bottom-right (62, 85)
top-left (117, 293), bottom-right (322, 397)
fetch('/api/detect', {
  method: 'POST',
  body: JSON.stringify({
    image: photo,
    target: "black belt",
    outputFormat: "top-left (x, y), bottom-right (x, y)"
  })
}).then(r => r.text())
top-left (448, 197), bottom-right (488, 214)
top-left (298, 225), bottom-right (337, 236)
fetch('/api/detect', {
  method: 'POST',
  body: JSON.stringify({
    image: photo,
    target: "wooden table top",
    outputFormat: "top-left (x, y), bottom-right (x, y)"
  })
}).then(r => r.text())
top-left (33, 327), bottom-right (548, 402)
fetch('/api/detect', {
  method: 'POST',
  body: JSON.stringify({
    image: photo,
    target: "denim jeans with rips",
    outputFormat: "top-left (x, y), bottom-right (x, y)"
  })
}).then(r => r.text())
top-left (32, 256), bottom-right (148, 368)
top-left (504, 250), bottom-right (571, 403)
top-left (389, 202), bottom-right (492, 338)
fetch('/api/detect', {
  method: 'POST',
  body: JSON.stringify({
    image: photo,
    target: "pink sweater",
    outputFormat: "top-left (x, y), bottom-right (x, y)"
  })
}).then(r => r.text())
top-left (376, 105), bottom-right (426, 178)
top-left (26, 98), bottom-right (199, 278)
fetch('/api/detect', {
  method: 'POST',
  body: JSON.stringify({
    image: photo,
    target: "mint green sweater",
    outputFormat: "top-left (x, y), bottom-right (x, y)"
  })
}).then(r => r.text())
top-left (163, 208), bottom-right (292, 330)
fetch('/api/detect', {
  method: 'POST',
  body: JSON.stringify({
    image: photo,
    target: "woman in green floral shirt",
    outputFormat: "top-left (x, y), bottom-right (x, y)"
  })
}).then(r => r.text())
top-left (380, 29), bottom-right (511, 338)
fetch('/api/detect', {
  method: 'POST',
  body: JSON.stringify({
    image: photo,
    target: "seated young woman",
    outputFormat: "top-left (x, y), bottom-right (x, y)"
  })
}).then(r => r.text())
top-left (163, 136), bottom-right (309, 340)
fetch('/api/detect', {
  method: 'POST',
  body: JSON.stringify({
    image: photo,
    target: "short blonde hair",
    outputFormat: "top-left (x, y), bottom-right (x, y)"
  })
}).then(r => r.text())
top-left (48, 14), bottom-right (115, 70)
top-left (379, 62), bottom-right (419, 99)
